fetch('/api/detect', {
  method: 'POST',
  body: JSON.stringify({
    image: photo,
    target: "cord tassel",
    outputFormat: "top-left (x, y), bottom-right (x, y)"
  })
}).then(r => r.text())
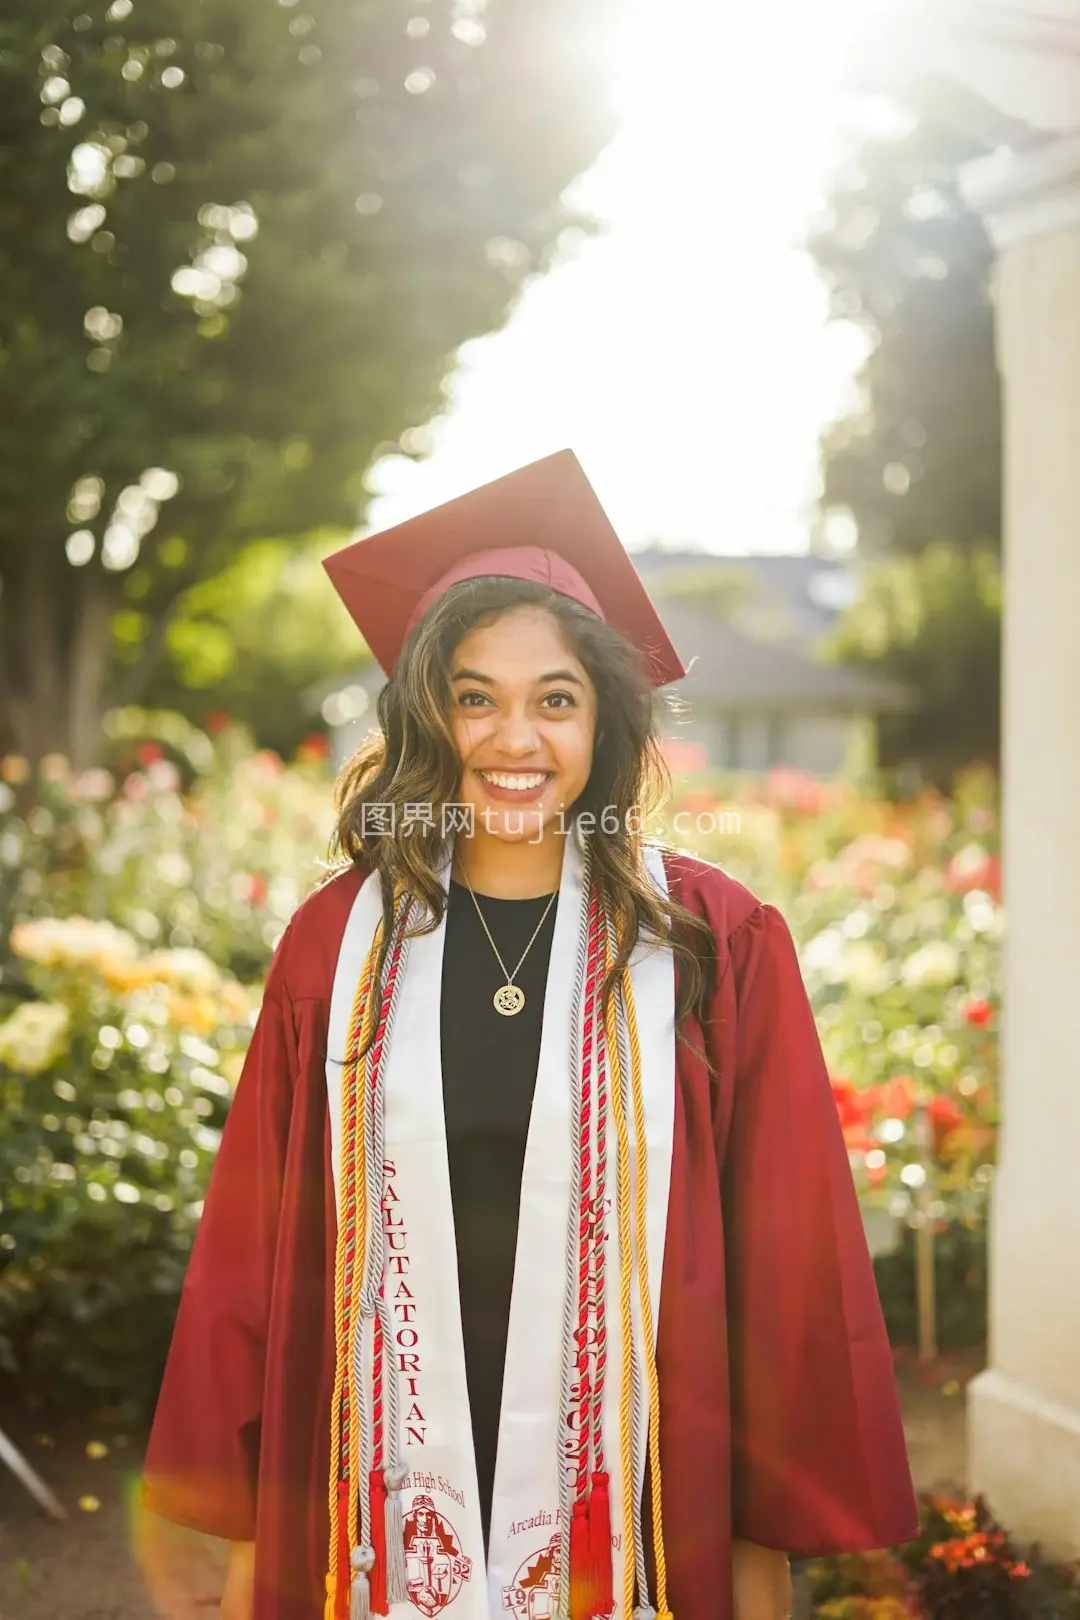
top-left (570, 1496), bottom-right (597, 1620)
top-left (328, 1481), bottom-right (352, 1620)
top-left (367, 1473), bottom-right (388, 1616)
top-left (588, 1471), bottom-right (614, 1614)
top-left (350, 1547), bottom-right (375, 1620)
top-left (384, 1467), bottom-right (409, 1605)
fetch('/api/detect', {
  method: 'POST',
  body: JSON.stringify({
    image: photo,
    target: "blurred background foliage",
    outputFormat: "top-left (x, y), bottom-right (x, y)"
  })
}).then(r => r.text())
top-left (808, 92), bottom-right (1002, 778)
top-left (133, 535), bottom-right (373, 755)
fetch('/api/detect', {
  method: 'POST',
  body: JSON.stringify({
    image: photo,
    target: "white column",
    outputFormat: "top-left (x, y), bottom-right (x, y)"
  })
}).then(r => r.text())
top-left (962, 138), bottom-right (1080, 1555)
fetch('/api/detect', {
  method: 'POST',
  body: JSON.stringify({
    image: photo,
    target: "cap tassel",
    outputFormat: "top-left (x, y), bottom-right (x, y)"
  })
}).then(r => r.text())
top-left (587, 1471), bottom-right (614, 1615)
top-left (570, 1497), bottom-right (597, 1620)
top-left (350, 1546), bottom-right (375, 1620)
top-left (384, 1468), bottom-right (409, 1606)
top-left (367, 1473), bottom-right (388, 1617)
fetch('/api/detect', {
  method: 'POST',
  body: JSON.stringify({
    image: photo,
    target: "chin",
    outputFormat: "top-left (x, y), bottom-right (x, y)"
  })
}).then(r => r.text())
top-left (483, 811), bottom-right (552, 844)
top-left (474, 798), bottom-right (566, 844)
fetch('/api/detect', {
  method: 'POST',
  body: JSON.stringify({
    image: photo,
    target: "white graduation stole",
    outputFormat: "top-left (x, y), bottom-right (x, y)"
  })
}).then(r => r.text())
top-left (325, 837), bottom-right (675, 1619)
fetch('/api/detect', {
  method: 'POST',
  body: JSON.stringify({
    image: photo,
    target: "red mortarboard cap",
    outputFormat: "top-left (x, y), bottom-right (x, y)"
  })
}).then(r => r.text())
top-left (322, 450), bottom-right (686, 686)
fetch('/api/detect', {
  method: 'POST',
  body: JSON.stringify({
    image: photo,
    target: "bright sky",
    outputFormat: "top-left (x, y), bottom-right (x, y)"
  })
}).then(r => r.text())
top-left (365, 0), bottom-right (897, 554)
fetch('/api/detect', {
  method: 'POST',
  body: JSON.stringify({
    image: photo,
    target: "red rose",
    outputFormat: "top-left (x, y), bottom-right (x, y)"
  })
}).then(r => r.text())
top-left (928, 1092), bottom-right (964, 1151)
top-left (298, 732), bottom-right (332, 762)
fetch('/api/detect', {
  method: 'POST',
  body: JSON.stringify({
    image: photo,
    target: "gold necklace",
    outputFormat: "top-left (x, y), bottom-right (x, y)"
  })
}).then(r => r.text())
top-left (458, 870), bottom-right (558, 1016)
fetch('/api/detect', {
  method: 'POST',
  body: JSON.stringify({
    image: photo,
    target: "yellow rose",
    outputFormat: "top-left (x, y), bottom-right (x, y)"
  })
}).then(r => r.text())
top-left (0, 1002), bottom-right (71, 1074)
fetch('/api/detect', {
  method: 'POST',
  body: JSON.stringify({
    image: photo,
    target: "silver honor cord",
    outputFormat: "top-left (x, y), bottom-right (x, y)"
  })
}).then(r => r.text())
top-left (351, 893), bottom-right (413, 1577)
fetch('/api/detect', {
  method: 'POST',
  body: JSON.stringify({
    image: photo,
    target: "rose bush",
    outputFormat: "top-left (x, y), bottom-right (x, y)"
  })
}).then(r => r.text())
top-left (0, 722), bottom-right (334, 1411)
top-left (0, 911), bottom-right (255, 1413)
top-left (665, 763), bottom-right (1000, 1347)
top-left (0, 717), bottom-right (336, 980)
top-left (804, 1494), bottom-right (1080, 1619)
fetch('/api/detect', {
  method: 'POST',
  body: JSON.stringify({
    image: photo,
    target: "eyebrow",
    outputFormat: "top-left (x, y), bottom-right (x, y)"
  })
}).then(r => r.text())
top-left (450, 666), bottom-right (585, 687)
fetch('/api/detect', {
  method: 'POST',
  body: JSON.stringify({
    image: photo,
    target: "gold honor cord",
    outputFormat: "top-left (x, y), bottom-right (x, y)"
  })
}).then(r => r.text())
top-left (624, 967), bottom-right (671, 1619)
top-left (326, 924), bottom-right (382, 1619)
top-left (604, 932), bottom-right (672, 1620)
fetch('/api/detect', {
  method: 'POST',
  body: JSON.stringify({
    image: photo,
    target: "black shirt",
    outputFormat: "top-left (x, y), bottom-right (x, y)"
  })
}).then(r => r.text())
top-left (439, 878), bottom-right (557, 1545)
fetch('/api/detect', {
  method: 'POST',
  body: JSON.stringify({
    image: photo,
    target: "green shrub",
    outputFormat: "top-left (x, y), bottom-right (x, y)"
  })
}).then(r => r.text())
top-left (0, 915), bottom-right (253, 1416)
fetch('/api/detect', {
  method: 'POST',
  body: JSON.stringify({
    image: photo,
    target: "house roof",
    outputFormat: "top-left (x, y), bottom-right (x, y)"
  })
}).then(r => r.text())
top-left (630, 548), bottom-right (861, 649)
top-left (659, 597), bottom-right (909, 713)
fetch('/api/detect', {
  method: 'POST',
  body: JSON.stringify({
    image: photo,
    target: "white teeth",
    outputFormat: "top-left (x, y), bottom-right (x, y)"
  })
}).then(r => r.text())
top-left (479, 771), bottom-right (549, 790)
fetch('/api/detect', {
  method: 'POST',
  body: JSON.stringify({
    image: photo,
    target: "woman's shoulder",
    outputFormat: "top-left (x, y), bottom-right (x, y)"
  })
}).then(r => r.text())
top-left (655, 844), bottom-right (763, 944)
top-left (272, 861), bottom-right (370, 1001)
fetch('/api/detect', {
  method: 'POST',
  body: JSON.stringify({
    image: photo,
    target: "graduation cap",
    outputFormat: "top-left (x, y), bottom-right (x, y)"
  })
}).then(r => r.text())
top-left (322, 450), bottom-right (686, 687)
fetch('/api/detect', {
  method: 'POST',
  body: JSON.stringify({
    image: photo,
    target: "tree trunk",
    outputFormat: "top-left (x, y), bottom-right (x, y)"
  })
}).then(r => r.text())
top-left (67, 573), bottom-right (115, 770)
top-left (0, 562), bottom-right (114, 770)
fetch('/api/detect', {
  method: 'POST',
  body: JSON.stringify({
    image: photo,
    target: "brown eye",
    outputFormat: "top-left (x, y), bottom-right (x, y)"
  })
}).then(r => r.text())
top-left (541, 691), bottom-right (576, 710)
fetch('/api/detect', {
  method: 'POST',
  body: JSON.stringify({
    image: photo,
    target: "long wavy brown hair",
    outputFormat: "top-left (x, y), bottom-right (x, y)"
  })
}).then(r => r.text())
top-left (331, 575), bottom-right (716, 1040)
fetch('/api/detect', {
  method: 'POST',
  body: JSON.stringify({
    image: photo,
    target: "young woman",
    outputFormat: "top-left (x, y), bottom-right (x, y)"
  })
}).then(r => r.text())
top-left (143, 452), bottom-right (918, 1620)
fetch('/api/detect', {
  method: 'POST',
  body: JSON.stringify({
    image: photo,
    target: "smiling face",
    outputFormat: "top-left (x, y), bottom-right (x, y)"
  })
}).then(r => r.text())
top-left (448, 604), bottom-right (598, 845)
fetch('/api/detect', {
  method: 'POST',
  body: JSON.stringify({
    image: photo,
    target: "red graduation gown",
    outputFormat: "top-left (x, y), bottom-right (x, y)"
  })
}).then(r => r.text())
top-left (142, 851), bottom-right (918, 1617)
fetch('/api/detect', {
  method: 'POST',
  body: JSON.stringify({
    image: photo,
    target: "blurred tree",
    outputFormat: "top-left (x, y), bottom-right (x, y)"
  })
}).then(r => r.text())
top-left (131, 534), bottom-right (369, 757)
top-left (808, 100), bottom-right (1003, 775)
top-left (808, 106), bottom-right (1000, 557)
top-left (828, 541), bottom-right (1001, 779)
top-left (0, 0), bottom-right (619, 765)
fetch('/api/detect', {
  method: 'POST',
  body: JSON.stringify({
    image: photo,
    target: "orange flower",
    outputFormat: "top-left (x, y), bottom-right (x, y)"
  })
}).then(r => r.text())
top-left (874, 1076), bottom-right (917, 1120)
top-left (101, 961), bottom-right (160, 994)
top-left (166, 992), bottom-right (218, 1036)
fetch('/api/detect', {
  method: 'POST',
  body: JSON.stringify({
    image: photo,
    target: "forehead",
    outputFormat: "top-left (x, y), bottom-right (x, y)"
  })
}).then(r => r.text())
top-left (451, 605), bottom-right (583, 667)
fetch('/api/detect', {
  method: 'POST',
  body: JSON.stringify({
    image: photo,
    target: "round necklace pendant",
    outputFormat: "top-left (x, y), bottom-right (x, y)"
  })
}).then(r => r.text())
top-left (494, 983), bottom-right (525, 1016)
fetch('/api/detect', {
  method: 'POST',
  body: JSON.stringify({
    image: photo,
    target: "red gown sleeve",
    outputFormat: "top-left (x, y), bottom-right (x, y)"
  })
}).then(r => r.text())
top-left (141, 926), bottom-right (298, 1541)
top-left (721, 902), bottom-right (918, 1556)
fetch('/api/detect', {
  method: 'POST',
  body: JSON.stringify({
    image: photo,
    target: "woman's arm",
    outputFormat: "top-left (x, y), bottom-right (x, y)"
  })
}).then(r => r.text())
top-left (732, 1538), bottom-right (793, 1620)
top-left (220, 1541), bottom-right (256, 1620)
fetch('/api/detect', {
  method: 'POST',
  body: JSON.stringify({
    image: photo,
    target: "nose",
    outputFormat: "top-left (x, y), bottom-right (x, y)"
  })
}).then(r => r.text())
top-left (493, 706), bottom-right (542, 757)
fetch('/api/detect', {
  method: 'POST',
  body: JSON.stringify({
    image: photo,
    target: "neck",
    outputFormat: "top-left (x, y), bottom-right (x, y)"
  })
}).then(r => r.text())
top-left (452, 825), bottom-right (566, 898)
